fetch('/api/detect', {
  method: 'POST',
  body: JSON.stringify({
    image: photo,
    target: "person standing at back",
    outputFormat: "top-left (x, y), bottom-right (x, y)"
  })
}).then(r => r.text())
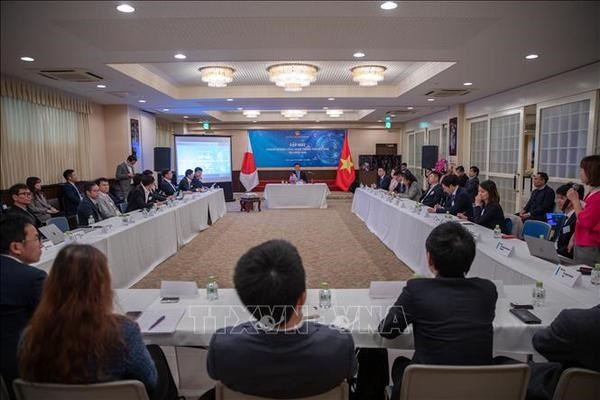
top-left (115, 155), bottom-right (137, 200)
top-left (62, 169), bottom-right (82, 218)
top-left (455, 166), bottom-right (469, 187)
top-left (465, 166), bottom-right (480, 201)
top-left (0, 215), bottom-right (46, 400)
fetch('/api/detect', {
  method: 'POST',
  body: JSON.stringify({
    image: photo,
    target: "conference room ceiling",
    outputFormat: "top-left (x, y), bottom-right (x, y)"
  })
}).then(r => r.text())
top-left (1, 1), bottom-right (599, 124)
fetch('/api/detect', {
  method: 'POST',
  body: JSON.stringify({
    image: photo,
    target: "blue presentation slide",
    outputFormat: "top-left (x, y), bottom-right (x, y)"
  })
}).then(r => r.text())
top-left (249, 129), bottom-right (345, 167)
top-left (174, 136), bottom-right (232, 183)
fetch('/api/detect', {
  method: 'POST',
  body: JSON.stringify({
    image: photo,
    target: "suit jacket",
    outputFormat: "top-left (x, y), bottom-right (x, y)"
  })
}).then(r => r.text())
top-left (77, 196), bottom-right (102, 226)
top-left (126, 186), bottom-right (155, 213)
top-left (457, 174), bottom-right (469, 188)
top-left (523, 186), bottom-right (556, 221)
top-left (533, 305), bottom-right (600, 371)
top-left (0, 256), bottom-right (47, 396)
top-left (436, 187), bottom-right (474, 217)
top-left (398, 181), bottom-right (422, 201)
top-left (555, 212), bottom-right (576, 259)
top-left (159, 178), bottom-right (177, 196)
top-left (207, 321), bottom-right (357, 398)
top-left (419, 184), bottom-right (444, 207)
top-left (290, 170), bottom-right (308, 182)
top-left (96, 192), bottom-right (120, 219)
top-left (29, 193), bottom-right (52, 223)
top-left (62, 182), bottom-right (82, 216)
top-left (178, 177), bottom-right (193, 192)
top-left (471, 202), bottom-right (505, 231)
top-left (465, 176), bottom-right (480, 201)
top-left (191, 178), bottom-right (205, 189)
top-left (379, 277), bottom-right (497, 366)
top-left (376, 175), bottom-right (391, 190)
top-left (115, 162), bottom-right (133, 197)
top-left (5, 206), bottom-right (43, 228)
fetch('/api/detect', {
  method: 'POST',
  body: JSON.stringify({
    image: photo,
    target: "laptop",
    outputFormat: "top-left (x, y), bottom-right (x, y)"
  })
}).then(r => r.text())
top-left (525, 235), bottom-right (578, 266)
top-left (39, 224), bottom-right (65, 245)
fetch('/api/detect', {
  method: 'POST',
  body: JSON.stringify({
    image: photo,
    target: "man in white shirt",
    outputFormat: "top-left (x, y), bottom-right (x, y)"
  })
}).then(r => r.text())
top-left (95, 178), bottom-right (121, 219)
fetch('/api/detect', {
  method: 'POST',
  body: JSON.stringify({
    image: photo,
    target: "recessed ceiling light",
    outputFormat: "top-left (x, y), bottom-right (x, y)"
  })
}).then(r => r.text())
top-left (116, 4), bottom-right (135, 13)
top-left (316, 120), bottom-right (320, 123)
top-left (138, 100), bottom-right (146, 103)
top-left (391, 114), bottom-right (396, 118)
top-left (20, 56), bottom-right (34, 62)
top-left (226, 98), bottom-right (234, 102)
top-left (252, 120), bottom-right (257, 123)
top-left (353, 52), bottom-right (365, 58)
top-left (380, 1), bottom-right (398, 10)
top-left (323, 107), bottom-right (329, 110)
top-left (237, 107), bottom-right (243, 110)
top-left (162, 108), bottom-right (169, 111)
top-left (174, 53), bottom-right (187, 60)
top-left (377, 120), bottom-right (382, 123)
top-left (427, 98), bottom-right (435, 102)
top-left (525, 54), bottom-right (539, 60)
top-left (96, 84), bottom-right (106, 89)
top-left (328, 97), bottom-right (335, 101)
top-left (463, 82), bottom-right (473, 86)
top-left (407, 106), bottom-right (414, 110)
top-left (183, 116), bottom-right (189, 118)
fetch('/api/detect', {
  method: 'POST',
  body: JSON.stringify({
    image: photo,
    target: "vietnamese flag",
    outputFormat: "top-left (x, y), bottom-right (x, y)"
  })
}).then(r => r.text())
top-left (335, 134), bottom-right (355, 191)
top-left (240, 133), bottom-right (259, 191)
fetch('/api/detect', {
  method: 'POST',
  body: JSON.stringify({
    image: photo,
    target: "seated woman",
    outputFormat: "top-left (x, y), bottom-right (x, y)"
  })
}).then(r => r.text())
top-left (26, 176), bottom-right (60, 223)
top-left (460, 180), bottom-right (505, 231)
top-left (554, 183), bottom-right (584, 259)
top-left (397, 170), bottom-right (422, 201)
top-left (18, 244), bottom-right (177, 400)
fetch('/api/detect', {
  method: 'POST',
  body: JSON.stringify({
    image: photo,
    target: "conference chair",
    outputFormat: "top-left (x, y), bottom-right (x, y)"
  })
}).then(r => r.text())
top-left (45, 216), bottom-right (69, 232)
top-left (215, 381), bottom-right (349, 400)
top-left (398, 364), bottom-right (530, 400)
top-left (505, 214), bottom-right (523, 237)
top-left (522, 220), bottom-right (552, 240)
top-left (12, 379), bottom-right (149, 400)
top-left (552, 368), bottom-right (600, 400)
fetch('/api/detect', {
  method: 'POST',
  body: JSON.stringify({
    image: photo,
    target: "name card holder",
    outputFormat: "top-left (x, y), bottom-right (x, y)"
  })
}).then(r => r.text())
top-left (552, 265), bottom-right (581, 288)
top-left (495, 241), bottom-right (514, 257)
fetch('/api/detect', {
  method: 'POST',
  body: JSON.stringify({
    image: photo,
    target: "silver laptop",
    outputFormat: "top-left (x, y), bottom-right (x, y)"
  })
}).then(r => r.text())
top-left (39, 224), bottom-right (65, 245)
top-left (525, 235), bottom-right (578, 266)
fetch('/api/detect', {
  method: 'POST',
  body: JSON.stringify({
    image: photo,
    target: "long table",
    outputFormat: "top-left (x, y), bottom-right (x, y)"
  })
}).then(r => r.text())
top-left (34, 189), bottom-right (227, 288)
top-left (264, 183), bottom-right (330, 209)
top-left (352, 188), bottom-right (599, 308)
top-left (114, 284), bottom-right (584, 355)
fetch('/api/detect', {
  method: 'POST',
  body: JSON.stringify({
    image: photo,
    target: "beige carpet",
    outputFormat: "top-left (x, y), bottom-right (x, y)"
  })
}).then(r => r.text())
top-left (134, 198), bottom-right (414, 289)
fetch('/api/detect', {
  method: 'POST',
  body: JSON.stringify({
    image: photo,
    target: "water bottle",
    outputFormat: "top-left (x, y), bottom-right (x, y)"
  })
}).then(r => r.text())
top-left (207, 276), bottom-right (219, 301)
top-left (493, 225), bottom-right (502, 239)
top-left (445, 211), bottom-right (452, 220)
top-left (591, 264), bottom-right (600, 286)
top-left (532, 281), bottom-right (546, 307)
top-left (319, 282), bottom-right (332, 309)
top-left (87, 215), bottom-right (94, 226)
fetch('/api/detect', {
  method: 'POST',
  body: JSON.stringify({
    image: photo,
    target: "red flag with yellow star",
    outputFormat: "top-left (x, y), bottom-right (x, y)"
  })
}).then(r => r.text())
top-left (335, 134), bottom-right (355, 191)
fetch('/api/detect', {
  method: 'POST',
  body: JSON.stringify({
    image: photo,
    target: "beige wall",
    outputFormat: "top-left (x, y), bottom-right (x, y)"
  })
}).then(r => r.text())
top-left (87, 102), bottom-right (108, 178)
top-left (103, 105), bottom-right (130, 176)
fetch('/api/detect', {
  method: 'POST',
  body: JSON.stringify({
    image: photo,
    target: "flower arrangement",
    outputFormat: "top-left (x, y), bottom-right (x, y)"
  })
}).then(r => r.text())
top-left (434, 158), bottom-right (448, 174)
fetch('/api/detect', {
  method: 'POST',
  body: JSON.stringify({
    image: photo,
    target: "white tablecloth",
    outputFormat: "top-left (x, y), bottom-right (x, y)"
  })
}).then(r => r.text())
top-left (115, 284), bottom-right (584, 355)
top-left (34, 189), bottom-right (227, 288)
top-left (264, 183), bottom-right (330, 209)
top-left (352, 188), bottom-right (600, 307)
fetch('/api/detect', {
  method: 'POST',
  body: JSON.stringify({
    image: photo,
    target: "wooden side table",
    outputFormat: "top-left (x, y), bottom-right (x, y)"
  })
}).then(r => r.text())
top-left (240, 196), bottom-right (261, 212)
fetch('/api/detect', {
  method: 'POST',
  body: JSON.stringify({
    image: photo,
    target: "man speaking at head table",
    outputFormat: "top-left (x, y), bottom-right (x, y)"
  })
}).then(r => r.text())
top-left (290, 163), bottom-right (308, 183)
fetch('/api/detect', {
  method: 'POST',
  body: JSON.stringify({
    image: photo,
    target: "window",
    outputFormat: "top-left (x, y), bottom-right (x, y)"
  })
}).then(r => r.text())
top-left (469, 120), bottom-right (488, 173)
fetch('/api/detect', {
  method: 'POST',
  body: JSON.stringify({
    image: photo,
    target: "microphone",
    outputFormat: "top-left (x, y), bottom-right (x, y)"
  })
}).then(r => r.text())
top-left (572, 183), bottom-right (581, 191)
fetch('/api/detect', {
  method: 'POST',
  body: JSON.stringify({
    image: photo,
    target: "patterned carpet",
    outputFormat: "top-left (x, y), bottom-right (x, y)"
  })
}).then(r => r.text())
top-left (134, 198), bottom-right (414, 289)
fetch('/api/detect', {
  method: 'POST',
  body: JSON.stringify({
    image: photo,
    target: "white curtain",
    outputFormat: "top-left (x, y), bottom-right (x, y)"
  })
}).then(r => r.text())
top-left (156, 118), bottom-right (174, 148)
top-left (1, 96), bottom-right (91, 189)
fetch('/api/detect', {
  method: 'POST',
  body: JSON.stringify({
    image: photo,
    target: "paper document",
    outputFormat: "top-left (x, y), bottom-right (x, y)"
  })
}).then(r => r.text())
top-left (138, 308), bottom-right (185, 334)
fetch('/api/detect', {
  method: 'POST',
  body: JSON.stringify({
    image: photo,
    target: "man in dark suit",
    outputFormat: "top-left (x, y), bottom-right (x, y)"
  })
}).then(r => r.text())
top-left (290, 163), bottom-right (308, 183)
top-left (0, 215), bottom-right (46, 399)
top-left (465, 166), bottom-right (480, 201)
top-left (207, 240), bottom-right (357, 398)
top-left (519, 172), bottom-right (555, 221)
top-left (159, 169), bottom-right (178, 196)
top-left (115, 155), bottom-right (137, 200)
top-left (5, 184), bottom-right (43, 228)
top-left (419, 171), bottom-right (444, 207)
top-left (430, 175), bottom-right (474, 217)
top-left (178, 169), bottom-right (194, 191)
top-left (192, 167), bottom-right (206, 189)
top-left (379, 222), bottom-right (497, 400)
top-left (62, 169), bottom-right (82, 217)
top-left (126, 175), bottom-right (162, 212)
top-left (77, 181), bottom-right (103, 226)
top-left (455, 166), bottom-right (469, 187)
top-left (375, 167), bottom-right (391, 190)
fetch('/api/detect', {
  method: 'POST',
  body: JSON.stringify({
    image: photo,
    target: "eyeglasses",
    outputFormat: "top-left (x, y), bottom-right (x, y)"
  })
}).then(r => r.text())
top-left (17, 192), bottom-right (32, 197)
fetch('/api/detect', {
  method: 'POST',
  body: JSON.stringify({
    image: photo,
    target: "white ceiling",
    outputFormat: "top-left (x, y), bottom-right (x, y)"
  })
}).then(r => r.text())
top-left (1, 1), bottom-right (599, 123)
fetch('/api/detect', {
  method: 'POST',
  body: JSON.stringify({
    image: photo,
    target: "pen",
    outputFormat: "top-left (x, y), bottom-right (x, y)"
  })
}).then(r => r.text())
top-left (148, 315), bottom-right (166, 331)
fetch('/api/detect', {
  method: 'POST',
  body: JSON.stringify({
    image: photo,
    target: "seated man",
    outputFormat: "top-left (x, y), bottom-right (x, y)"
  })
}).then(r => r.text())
top-left (5, 184), bottom-right (43, 228)
top-left (77, 181), bottom-right (103, 226)
top-left (62, 169), bottom-right (82, 217)
top-left (207, 240), bottom-right (357, 398)
top-left (178, 169), bottom-right (194, 192)
top-left (519, 172), bottom-right (555, 221)
top-left (192, 167), bottom-right (205, 190)
top-left (455, 165), bottom-right (469, 187)
top-left (379, 222), bottom-right (497, 400)
top-left (375, 167), bottom-right (391, 190)
top-left (290, 163), bottom-right (308, 183)
top-left (126, 175), bottom-right (162, 212)
top-left (429, 174), bottom-right (473, 217)
top-left (159, 169), bottom-right (178, 196)
top-left (0, 215), bottom-right (46, 399)
top-left (419, 171), bottom-right (444, 207)
top-left (95, 178), bottom-right (121, 219)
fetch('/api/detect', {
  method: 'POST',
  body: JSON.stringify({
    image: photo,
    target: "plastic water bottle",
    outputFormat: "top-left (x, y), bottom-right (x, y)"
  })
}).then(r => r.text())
top-left (445, 211), bottom-right (452, 220)
top-left (532, 281), bottom-right (546, 307)
top-left (207, 276), bottom-right (219, 301)
top-left (493, 225), bottom-right (502, 239)
top-left (87, 215), bottom-right (94, 226)
top-left (591, 264), bottom-right (600, 286)
top-left (319, 282), bottom-right (332, 309)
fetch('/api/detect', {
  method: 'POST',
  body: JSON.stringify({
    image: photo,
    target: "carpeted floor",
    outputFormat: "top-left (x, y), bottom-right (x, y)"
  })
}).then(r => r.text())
top-left (134, 197), bottom-right (414, 289)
